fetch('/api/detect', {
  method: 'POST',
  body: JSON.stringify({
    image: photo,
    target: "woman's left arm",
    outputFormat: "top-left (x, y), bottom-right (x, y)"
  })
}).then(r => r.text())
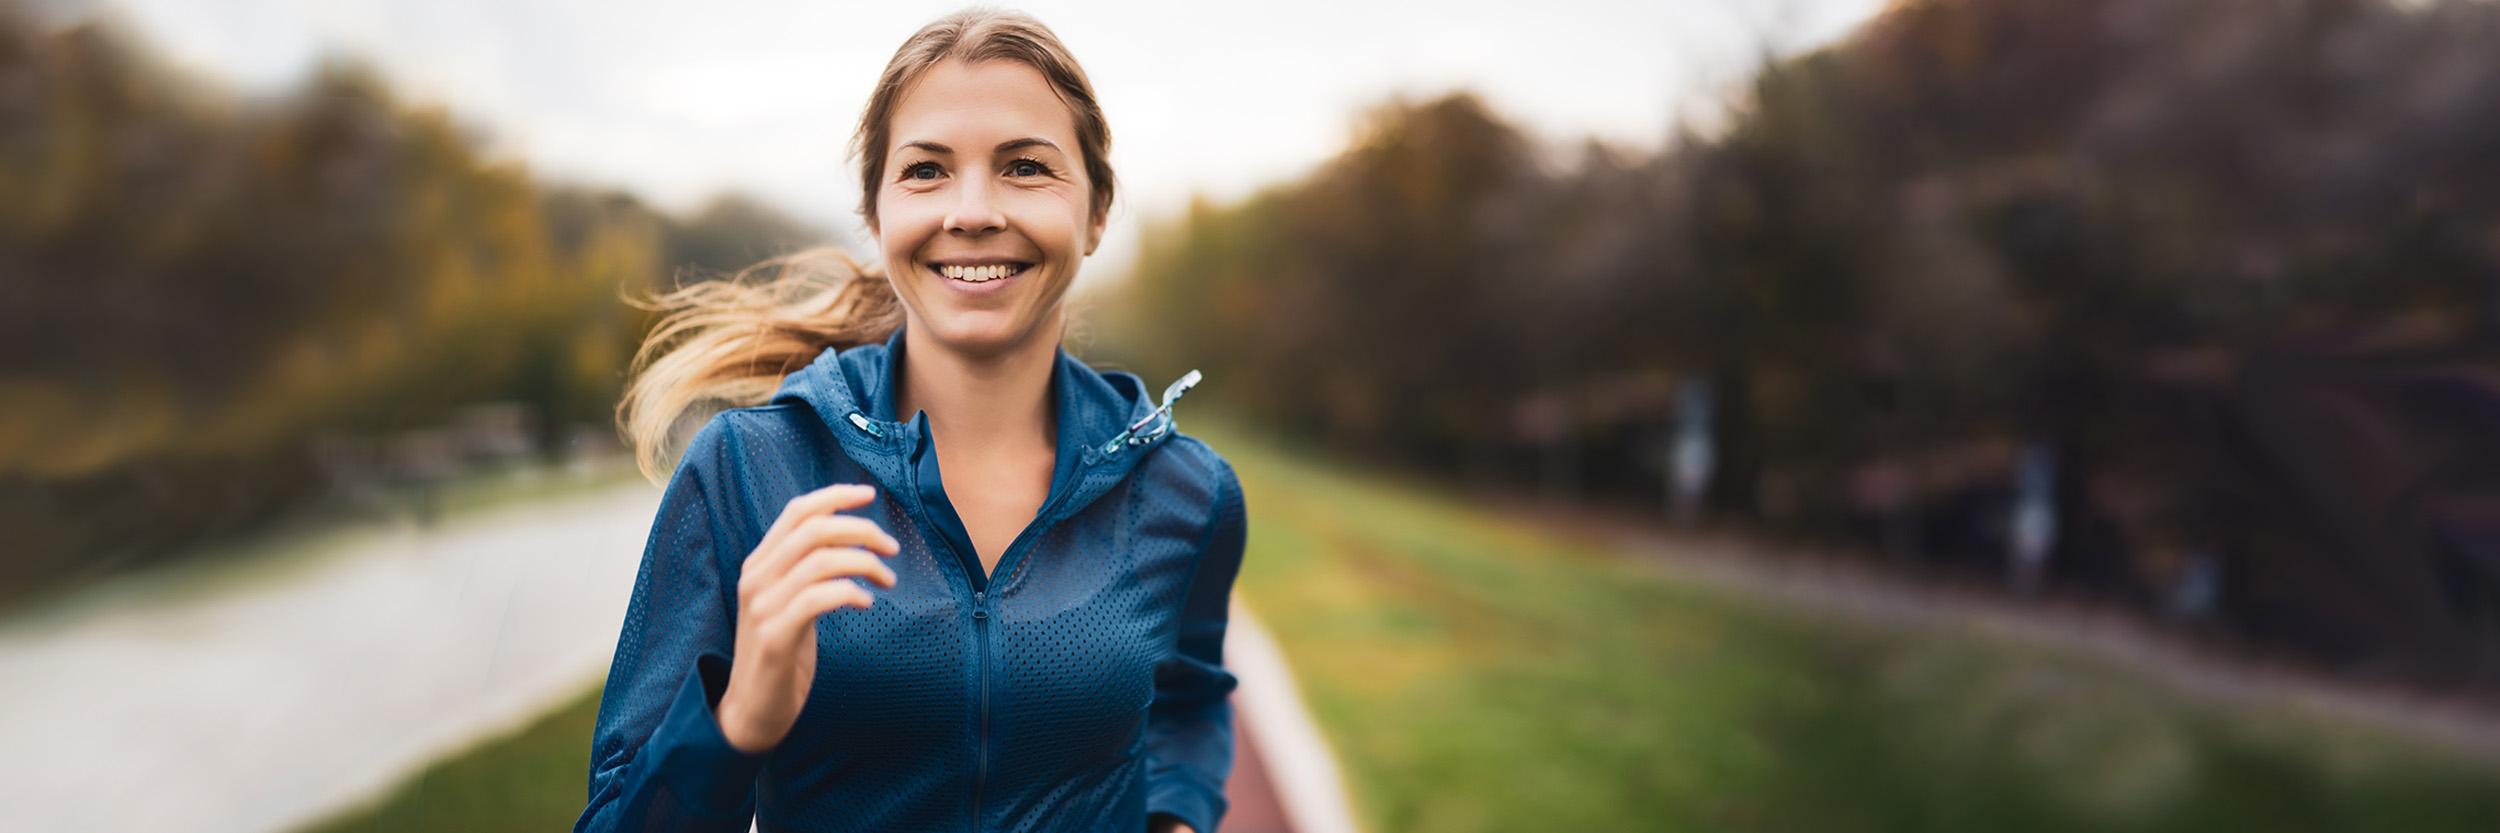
top-left (1143, 462), bottom-right (1247, 833)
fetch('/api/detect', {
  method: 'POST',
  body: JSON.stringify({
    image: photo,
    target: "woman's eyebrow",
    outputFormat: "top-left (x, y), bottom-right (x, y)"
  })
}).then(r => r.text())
top-left (994, 137), bottom-right (1061, 154)
top-left (900, 137), bottom-right (1063, 155)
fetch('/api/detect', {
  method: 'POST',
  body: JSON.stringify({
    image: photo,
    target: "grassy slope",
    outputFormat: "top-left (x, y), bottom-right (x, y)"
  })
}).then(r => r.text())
top-left (299, 684), bottom-right (605, 833)
top-left (302, 431), bottom-right (2500, 832)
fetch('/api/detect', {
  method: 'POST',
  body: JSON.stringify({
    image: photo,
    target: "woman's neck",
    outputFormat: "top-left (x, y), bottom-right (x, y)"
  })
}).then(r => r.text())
top-left (894, 319), bottom-right (1060, 455)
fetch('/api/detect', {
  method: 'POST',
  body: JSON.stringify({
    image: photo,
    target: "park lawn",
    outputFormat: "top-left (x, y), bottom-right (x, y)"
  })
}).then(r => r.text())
top-left (301, 427), bottom-right (2500, 833)
top-left (1205, 424), bottom-right (2500, 833)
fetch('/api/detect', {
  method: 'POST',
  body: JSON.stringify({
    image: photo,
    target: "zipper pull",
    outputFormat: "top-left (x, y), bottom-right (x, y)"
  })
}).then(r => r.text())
top-left (1099, 370), bottom-right (1203, 455)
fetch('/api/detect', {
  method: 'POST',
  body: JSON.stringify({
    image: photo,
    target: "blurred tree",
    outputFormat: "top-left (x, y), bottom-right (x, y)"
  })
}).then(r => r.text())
top-left (0, 9), bottom-right (831, 609)
top-left (1111, 0), bottom-right (2500, 686)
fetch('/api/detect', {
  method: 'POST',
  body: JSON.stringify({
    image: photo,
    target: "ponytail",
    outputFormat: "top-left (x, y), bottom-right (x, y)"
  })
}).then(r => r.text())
top-left (615, 247), bottom-right (903, 482)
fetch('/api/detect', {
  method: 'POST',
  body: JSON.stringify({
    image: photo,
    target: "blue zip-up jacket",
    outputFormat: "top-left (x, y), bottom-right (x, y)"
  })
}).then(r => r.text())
top-left (576, 325), bottom-right (1245, 833)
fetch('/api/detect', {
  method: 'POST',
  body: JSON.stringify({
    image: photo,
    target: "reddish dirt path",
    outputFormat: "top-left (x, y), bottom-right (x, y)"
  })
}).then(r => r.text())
top-left (1219, 709), bottom-right (1296, 833)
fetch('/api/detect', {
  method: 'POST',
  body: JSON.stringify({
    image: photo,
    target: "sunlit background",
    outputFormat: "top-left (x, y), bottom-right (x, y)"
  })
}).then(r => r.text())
top-left (6, 0), bottom-right (2500, 831)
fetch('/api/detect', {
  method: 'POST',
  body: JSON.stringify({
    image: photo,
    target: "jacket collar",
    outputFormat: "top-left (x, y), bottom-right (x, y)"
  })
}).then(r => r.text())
top-left (767, 323), bottom-right (1181, 521)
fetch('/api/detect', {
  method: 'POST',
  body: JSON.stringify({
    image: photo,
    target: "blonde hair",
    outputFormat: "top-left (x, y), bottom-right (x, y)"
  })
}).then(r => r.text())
top-left (615, 7), bottom-right (1119, 482)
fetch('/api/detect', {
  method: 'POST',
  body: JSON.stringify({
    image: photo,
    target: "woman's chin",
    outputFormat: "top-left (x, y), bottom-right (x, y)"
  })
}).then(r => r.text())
top-left (922, 312), bottom-right (1050, 357)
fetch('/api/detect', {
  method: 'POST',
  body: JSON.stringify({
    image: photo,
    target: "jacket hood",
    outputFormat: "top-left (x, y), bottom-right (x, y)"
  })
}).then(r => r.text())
top-left (763, 324), bottom-right (1197, 516)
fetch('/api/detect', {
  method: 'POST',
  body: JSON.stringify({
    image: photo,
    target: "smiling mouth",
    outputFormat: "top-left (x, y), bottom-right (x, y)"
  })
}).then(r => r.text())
top-left (929, 262), bottom-right (1033, 283)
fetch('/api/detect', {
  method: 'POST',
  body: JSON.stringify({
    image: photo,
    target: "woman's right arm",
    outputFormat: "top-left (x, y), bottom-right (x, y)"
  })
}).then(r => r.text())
top-left (574, 422), bottom-right (763, 833)
top-left (575, 422), bottom-right (901, 833)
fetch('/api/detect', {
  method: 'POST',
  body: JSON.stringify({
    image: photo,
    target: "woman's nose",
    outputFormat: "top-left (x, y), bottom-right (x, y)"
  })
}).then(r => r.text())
top-left (945, 178), bottom-right (1006, 234)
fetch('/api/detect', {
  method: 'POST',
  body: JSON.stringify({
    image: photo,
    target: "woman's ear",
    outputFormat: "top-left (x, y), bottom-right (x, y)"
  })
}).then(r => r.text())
top-left (1084, 211), bottom-right (1106, 257)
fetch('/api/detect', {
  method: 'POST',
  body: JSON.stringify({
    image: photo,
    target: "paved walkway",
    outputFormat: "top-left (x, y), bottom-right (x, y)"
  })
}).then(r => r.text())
top-left (0, 478), bottom-right (663, 833)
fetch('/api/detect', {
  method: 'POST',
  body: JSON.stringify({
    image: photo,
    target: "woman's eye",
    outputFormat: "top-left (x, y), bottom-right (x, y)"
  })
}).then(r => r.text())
top-left (903, 162), bottom-right (942, 181)
top-left (1008, 159), bottom-right (1046, 178)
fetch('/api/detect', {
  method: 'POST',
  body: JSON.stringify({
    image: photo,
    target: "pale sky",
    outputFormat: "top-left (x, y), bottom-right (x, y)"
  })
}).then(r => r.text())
top-left (70, 0), bottom-right (1888, 286)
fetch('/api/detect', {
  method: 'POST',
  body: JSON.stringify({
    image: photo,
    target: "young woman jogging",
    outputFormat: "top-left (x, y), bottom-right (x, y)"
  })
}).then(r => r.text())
top-left (576, 9), bottom-right (1244, 833)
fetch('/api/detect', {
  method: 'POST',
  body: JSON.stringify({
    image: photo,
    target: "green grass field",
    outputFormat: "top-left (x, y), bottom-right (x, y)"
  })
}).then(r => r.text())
top-left (299, 429), bottom-right (2500, 832)
top-left (1210, 427), bottom-right (2500, 832)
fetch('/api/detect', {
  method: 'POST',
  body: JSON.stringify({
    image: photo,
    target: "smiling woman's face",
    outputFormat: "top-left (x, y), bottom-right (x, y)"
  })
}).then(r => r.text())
top-left (874, 58), bottom-right (1104, 359)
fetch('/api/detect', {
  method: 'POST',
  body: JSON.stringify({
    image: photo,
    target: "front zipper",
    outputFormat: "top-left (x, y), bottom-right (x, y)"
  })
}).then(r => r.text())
top-left (912, 500), bottom-right (992, 833)
top-left (972, 588), bottom-right (991, 831)
top-left (965, 473), bottom-right (1084, 831)
top-left (899, 415), bottom-right (1007, 833)
top-left (891, 417), bottom-right (991, 831)
top-left (960, 466), bottom-right (1102, 831)
top-left (895, 415), bottom-right (1120, 832)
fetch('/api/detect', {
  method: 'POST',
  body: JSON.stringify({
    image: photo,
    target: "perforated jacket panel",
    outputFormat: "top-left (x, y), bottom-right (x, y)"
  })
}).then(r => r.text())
top-left (576, 326), bottom-right (1245, 833)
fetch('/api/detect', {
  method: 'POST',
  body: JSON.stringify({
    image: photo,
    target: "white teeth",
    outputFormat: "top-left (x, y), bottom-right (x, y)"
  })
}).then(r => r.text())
top-left (937, 263), bottom-right (1023, 283)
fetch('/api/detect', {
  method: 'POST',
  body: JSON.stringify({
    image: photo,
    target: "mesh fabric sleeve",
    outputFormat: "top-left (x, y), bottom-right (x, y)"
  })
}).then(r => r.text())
top-left (575, 424), bottom-right (767, 833)
top-left (1144, 462), bottom-right (1248, 833)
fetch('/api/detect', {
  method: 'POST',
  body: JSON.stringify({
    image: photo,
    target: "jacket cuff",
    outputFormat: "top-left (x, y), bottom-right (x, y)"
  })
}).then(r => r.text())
top-left (645, 650), bottom-right (768, 820)
top-left (1147, 778), bottom-right (1227, 833)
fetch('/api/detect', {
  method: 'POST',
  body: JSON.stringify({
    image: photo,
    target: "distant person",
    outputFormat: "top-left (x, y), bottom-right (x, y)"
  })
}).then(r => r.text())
top-left (576, 9), bottom-right (1244, 833)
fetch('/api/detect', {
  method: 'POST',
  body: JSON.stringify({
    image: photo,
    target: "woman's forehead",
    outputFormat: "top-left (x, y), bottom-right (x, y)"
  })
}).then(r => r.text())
top-left (887, 59), bottom-right (1078, 154)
